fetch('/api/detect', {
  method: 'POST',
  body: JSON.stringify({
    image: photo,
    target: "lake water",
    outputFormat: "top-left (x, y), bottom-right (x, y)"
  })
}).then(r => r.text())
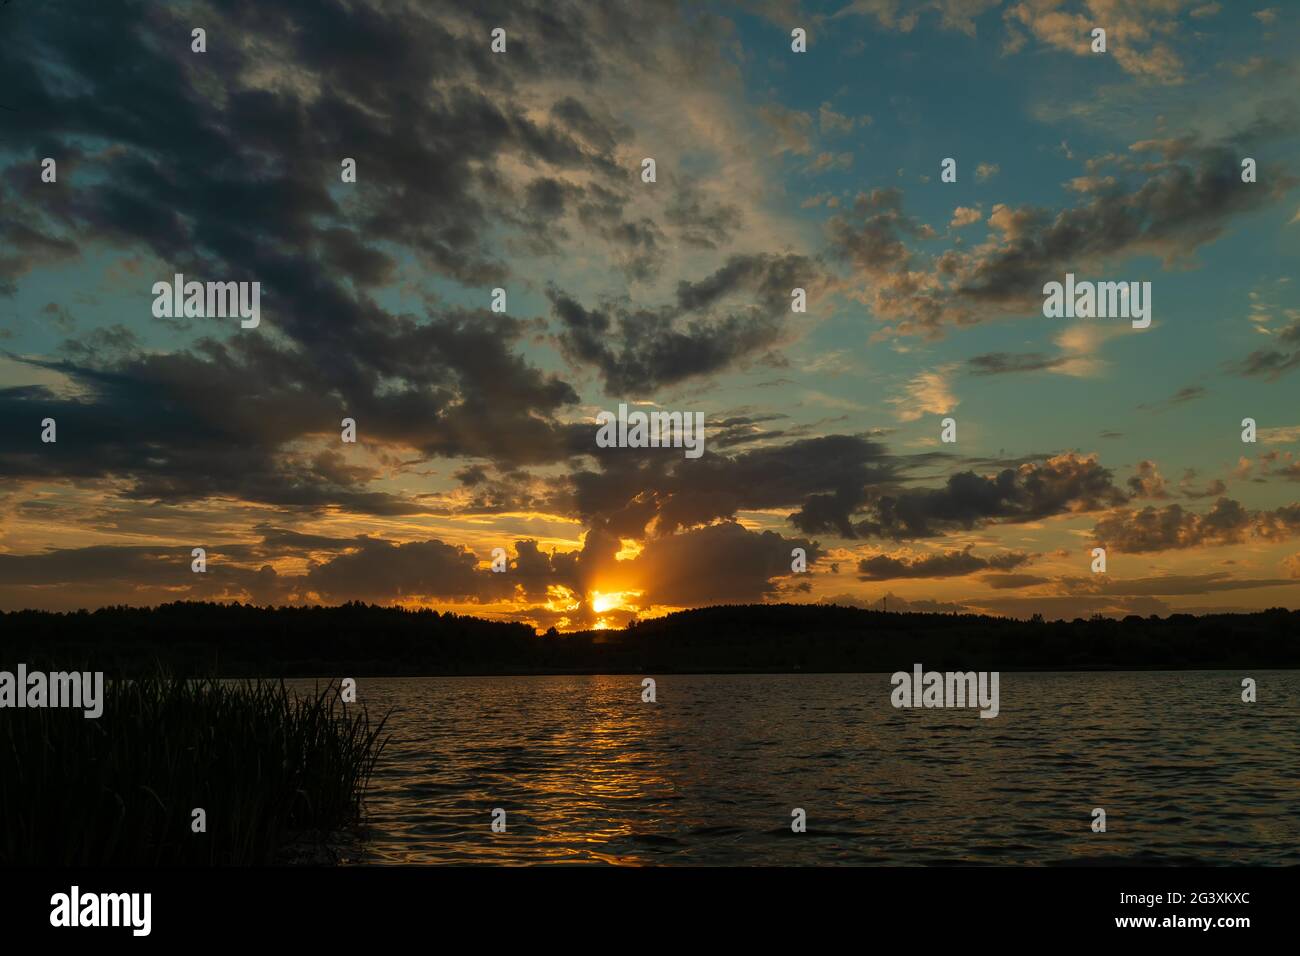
top-left (304, 672), bottom-right (1300, 865)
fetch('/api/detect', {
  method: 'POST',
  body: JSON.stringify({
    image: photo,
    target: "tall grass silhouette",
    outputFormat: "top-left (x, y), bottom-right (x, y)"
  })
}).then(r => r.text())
top-left (0, 675), bottom-right (389, 865)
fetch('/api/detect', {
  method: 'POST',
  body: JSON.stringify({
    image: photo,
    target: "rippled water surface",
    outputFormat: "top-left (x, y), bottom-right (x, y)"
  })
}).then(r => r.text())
top-left (299, 672), bottom-right (1300, 865)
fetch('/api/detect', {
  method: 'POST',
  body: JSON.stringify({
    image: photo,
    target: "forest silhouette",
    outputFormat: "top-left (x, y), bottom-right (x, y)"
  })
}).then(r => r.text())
top-left (2, 602), bottom-right (1297, 676)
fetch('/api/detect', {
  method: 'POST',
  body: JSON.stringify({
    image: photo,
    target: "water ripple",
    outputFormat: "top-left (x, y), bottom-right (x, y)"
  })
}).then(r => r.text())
top-left (290, 672), bottom-right (1300, 865)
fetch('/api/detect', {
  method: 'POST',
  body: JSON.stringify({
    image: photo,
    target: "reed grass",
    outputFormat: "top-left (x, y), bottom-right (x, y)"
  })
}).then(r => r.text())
top-left (0, 674), bottom-right (388, 865)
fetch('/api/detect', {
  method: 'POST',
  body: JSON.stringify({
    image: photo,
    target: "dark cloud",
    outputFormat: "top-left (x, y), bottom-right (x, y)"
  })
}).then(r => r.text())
top-left (1093, 497), bottom-right (1248, 552)
top-left (303, 537), bottom-right (513, 603)
top-left (841, 453), bottom-right (1128, 540)
top-left (0, 543), bottom-right (287, 610)
top-left (1054, 572), bottom-right (1294, 596)
top-left (628, 521), bottom-right (821, 606)
top-left (1178, 468), bottom-right (1227, 499)
top-left (981, 573), bottom-right (1052, 589)
top-left (571, 434), bottom-right (901, 538)
top-left (0, 304), bottom-right (584, 510)
top-left (1127, 460), bottom-right (1170, 499)
top-left (549, 252), bottom-right (827, 393)
top-left (0, 520), bottom-right (825, 619)
top-left (0, 217), bottom-right (79, 296)
top-left (1137, 385), bottom-right (1208, 411)
top-left (1092, 497), bottom-right (1300, 552)
top-left (0, 533), bottom-right (588, 611)
top-left (0, 0), bottom-right (773, 516)
top-left (572, 443), bottom-right (1125, 546)
top-left (664, 184), bottom-right (744, 250)
top-left (966, 352), bottom-right (1067, 375)
top-left (857, 546), bottom-right (1032, 580)
top-left (1230, 331), bottom-right (1300, 380)
top-left (253, 527), bottom-right (360, 553)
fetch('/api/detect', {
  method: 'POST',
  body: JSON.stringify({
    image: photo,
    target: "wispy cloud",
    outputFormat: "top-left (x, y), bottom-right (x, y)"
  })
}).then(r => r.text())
top-left (888, 367), bottom-right (958, 421)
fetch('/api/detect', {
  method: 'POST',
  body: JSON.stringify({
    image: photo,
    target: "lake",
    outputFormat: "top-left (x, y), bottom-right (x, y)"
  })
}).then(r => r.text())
top-left (297, 672), bottom-right (1300, 865)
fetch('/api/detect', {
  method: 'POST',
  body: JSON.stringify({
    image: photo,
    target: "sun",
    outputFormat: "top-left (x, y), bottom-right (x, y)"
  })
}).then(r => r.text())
top-left (589, 589), bottom-right (641, 615)
top-left (589, 591), bottom-right (620, 614)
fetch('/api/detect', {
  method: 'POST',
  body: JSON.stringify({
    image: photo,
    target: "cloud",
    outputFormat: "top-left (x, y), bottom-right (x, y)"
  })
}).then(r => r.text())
top-left (1002, 0), bottom-right (1195, 83)
top-left (0, 0), bottom-right (829, 503)
top-left (1092, 497), bottom-right (1300, 552)
top-left (829, 123), bottom-right (1299, 337)
top-left (818, 102), bottom-right (862, 136)
top-left (0, 532), bottom-right (597, 612)
top-left (1259, 425), bottom-right (1300, 444)
top-left (569, 435), bottom-right (1126, 550)
top-left (758, 103), bottom-right (814, 156)
top-left (1285, 552), bottom-right (1300, 579)
top-left (821, 452), bottom-right (1128, 540)
top-left (888, 367), bottom-right (957, 421)
top-left (1137, 385), bottom-right (1208, 411)
top-left (0, 307), bottom-right (586, 511)
top-left (0, 520), bottom-right (820, 622)
top-left (664, 186), bottom-right (745, 251)
top-left (981, 573), bottom-right (1052, 588)
top-left (571, 433), bottom-right (902, 538)
top-left (626, 521), bottom-right (821, 607)
top-left (0, 541), bottom-right (293, 609)
top-left (1065, 175), bottom-right (1119, 193)
top-left (857, 545), bottom-right (1032, 579)
top-left (966, 351), bottom-right (1067, 375)
top-left (0, 220), bottom-right (79, 297)
top-left (1, 0), bottom-right (747, 519)
top-left (303, 538), bottom-right (515, 604)
top-left (1127, 460), bottom-right (1170, 499)
top-left (1178, 469), bottom-right (1227, 499)
top-left (1052, 571), bottom-right (1293, 596)
top-left (1230, 318), bottom-right (1300, 379)
top-left (549, 252), bottom-right (829, 393)
top-left (1229, 348), bottom-right (1300, 379)
top-left (833, 0), bottom-right (1001, 37)
top-left (808, 151), bottom-right (855, 173)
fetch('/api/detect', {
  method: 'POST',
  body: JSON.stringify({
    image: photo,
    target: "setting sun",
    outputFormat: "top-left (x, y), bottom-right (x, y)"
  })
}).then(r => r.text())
top-left (590, 590), bottom-right (635, 615)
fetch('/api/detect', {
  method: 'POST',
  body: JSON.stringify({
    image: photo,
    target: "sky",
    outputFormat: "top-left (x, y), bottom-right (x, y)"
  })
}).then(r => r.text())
top-left (1, 0), bottom-right (1298, 629)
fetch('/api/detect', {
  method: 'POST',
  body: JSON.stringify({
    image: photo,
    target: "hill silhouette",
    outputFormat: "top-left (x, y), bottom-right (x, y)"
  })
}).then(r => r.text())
top-left (1, 601), bottom-right (1297, 676)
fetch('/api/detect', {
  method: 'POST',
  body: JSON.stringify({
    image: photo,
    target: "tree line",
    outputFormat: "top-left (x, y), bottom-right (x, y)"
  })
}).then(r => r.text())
top-left (1, 601), bottom-right (1297, 676)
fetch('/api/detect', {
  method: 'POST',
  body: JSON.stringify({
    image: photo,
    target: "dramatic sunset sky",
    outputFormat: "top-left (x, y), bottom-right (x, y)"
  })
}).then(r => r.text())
top-left (1, 0), bottom-right (1298, 629)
